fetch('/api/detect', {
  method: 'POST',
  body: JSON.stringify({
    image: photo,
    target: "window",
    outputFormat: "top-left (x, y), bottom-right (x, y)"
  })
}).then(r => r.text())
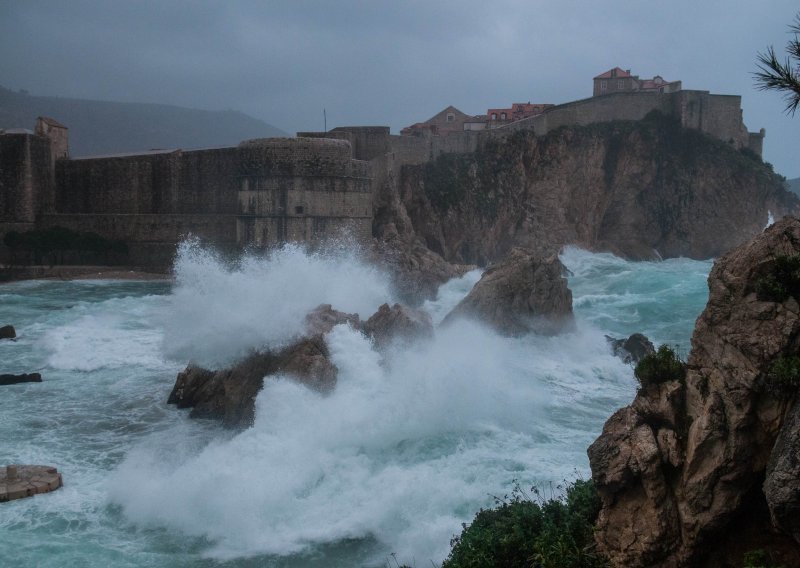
top-left (601, 80), bottom-right (607, 91)
top-left (500, 112), bottom-right (507, 120)
top-left (446, 113), bottom-right (455, 122)
top-left (295, 206), bottom-right (304, 215)
top-left (618, 80), bottom-right (625, 89)
top-left (491, 113), bottom-right (497, 120)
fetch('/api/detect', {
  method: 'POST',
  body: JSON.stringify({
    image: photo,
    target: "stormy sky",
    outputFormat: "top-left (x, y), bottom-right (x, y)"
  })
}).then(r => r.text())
top-left (1, 1), bottom-right (798, 177)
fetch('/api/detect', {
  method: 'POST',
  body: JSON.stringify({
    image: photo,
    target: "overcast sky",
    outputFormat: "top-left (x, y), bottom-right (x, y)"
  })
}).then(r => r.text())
top-left (1, 1), bottom-right (798, 177)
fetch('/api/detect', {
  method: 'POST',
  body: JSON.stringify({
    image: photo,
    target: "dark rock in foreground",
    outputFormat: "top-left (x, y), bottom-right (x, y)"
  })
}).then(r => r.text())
top-left (606, 333), bottom-right (655, 364)
top-left (0, 325), bottom-right (16, 340)
top-left (364, 303), bottom-right (433, 350)
top-left (0, 373), bottom-right (41, 386)
top-left (589, 217), bottom-right (800, 567)
top-left (168, 336), bottom-right (336, 429)
top-left (442, 247), bottom-right (574, 336)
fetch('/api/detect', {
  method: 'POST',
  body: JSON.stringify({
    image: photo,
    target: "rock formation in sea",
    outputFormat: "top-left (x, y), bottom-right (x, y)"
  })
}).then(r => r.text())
top-left (0, 373), bottom-right (42, 386)
top-left (376, 112), bottom-right (796, 271)
top-left (607, 333), bottom-right (656, 365)
top-left (588, 216), bottom-right (800, 566)
top-left (0, 325), bottom-right (16, 340)
top-left (442, 247), bottom-right (574, 336)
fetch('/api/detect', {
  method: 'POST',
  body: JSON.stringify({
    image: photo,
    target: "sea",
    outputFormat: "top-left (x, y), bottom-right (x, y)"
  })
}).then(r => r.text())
top-left (0, 241), bottom-right (712, 567)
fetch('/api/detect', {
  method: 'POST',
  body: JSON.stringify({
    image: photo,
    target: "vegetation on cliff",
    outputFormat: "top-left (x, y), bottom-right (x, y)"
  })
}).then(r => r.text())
top-left (441, 479), bottom-right (606, 568)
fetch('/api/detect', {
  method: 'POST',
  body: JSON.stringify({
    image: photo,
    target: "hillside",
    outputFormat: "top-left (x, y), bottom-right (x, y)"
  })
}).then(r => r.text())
top-left (0, 86), bottom-right (287, 157)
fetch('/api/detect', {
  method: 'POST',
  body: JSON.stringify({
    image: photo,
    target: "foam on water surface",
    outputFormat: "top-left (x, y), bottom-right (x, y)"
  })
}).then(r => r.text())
top-left (0, 243), bottom-right (713, 566)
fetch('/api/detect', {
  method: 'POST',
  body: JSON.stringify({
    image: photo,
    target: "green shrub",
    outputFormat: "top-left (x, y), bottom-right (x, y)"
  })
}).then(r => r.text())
top-left (755, 255), bottom-right (800, 302)
top-left (764, 355), bottom-right (800, 397)
top-left (743, 548), bottom-right (785, 568)
top-left (442, 479), bottom-right (606, 568)
top-left (634, 345), bottom-right (686, 388)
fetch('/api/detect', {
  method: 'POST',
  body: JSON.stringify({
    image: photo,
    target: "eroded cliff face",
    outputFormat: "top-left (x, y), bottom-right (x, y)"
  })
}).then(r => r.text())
top-left (589, 217), bottom-right (800, 567)
top-left (379, 113), bottom-right (796, 265)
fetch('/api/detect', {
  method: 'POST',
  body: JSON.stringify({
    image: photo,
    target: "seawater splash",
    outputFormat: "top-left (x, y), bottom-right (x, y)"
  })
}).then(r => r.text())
top-left (0, 243), bottom-right (713, 567)
top-left (163, 238), bottom-right (394, 366)
top-left (766, 210), bottom-right (775, 229)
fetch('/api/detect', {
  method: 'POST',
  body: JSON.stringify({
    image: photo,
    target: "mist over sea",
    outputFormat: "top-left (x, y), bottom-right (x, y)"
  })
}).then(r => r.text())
top-left (0, 243), bottom-right (711, 567)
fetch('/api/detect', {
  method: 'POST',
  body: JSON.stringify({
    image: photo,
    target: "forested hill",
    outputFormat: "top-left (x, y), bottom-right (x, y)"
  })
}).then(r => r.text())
top-left (0, 85), bottom-right (287, 157)
top-left (786, 177), bottom-right (800, 196)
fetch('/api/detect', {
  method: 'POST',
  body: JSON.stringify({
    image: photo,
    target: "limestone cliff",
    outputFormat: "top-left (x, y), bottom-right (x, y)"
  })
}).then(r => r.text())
top-left (588, 217), bottom-right (800, 567)
top-left (378, 112), bottom-right (796, 265)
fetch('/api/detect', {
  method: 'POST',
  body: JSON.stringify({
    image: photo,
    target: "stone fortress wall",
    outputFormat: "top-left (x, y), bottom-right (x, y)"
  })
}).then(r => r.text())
top-left (0, 88), bottom-right (766, 267)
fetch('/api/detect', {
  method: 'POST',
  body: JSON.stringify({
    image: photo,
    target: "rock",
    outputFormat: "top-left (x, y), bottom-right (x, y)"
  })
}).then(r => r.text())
top-left (764, 397), bottom-right (800, 543)
top-left (0, 325), bottom-right (16, 340)
top-left (305, 304), bottom-right (361, 336)
top-left (0, 373), bottom-right (42, 386)
top-left (606, 333), bottom-right (656, 364)
top-left (1, 465), bottom-right (62, 502)
top-left (167, 335), bottom-right (336, 429)
top-left (589, 216), bottom-right (800, 566)
top-left (442, 247), bottom-right (574, 336)
top-left (363, 303), bottom-right (433, 350)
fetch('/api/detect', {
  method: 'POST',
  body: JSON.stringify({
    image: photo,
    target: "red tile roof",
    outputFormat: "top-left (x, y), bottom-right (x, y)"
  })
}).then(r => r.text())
top-left (594, 67), bottom-right (633, 79)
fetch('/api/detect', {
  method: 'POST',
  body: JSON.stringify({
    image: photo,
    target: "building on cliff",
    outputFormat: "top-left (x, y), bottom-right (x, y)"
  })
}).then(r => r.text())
top-left (0, 80), bottom-right (768, 268)
top-left (592, 67), bottom-right (682, 96)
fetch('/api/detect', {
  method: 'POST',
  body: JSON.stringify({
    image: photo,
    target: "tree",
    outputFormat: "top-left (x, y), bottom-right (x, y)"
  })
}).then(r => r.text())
top-left (755, 13), bottom-right (800, 115)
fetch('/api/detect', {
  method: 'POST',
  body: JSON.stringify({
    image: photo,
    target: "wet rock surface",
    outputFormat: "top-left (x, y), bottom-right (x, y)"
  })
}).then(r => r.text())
top-left (1, 465), bottom-right (62, 502)
top-left (442, 247), bottom-right (574, 336)
top-left (363, 303), bottom-right (433, 350)
top-left (607, 333), bottom-right (656, 365)
top-left (0, 373), bottom-right (42, 386)
top-left (0, 325), bottom-right (16, 340)
top-left (589, 217), bottom-right (800, 567)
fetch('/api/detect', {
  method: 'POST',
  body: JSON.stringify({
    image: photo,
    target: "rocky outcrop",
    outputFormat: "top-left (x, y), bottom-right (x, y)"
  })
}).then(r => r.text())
top-left (363, 303), bottom-right (433, 350)
top-left (0, 325), bottom-right (15, 340)
top-left (168, 301), bottom-right (436, 427)
top-left (442, 247), bottom-right (574, 336)
top-left (0, 373), bottom-right (42, 386)
top-left (1, 465), bottom-right (62, 502)
top-left (381, 113), bottom-right (796, 266)
top-left (589, 217), bottom-right (800, 567)
top-left (607, 333), bottom-right (656, 365)
top-left (168, 336), bottom-right (336, 429)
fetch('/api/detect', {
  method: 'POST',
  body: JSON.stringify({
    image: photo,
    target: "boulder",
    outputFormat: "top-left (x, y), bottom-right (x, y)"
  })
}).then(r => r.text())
top-left (1, 465), bottom-right (62, 502)
top-left (305, 304), bottom-right (361, 336)
top-left (589, 217), bottom-right (800, 566)
top-left (442, 247), bottom-right (574, 336)
top-left (0, 373), bottom-right (42, 386)
top-left (168, 335), bottom-right (336, 429)
top-left (0, 325), bottom-right (16, 340)
top-left (363, 303), bottom-right (433, 350)
top-left (606, 333), bottom-right (655, 364)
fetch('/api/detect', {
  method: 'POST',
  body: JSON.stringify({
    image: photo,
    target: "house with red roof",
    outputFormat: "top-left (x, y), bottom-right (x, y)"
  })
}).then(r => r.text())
top-left (593, 67), bottom-right (681, 97)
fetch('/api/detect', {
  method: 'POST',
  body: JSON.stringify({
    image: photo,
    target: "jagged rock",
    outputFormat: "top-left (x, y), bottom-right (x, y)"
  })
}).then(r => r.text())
top-left (370, 237), bottom-right (472, 304)
top-left (0, 325), bottom-right (16, 340)
top-left (606, 333), bottom-right (655, 364)
top-left (0, 373), bottom-right (42, 386)
top-left (764, 397), bottom-right (800, 543)
top-left (442, 247), bottom-right (574, 336)
top-left (305, 304), bottom-right (361, 336)
top-left (363, 303), bottom-right (433, 350)
top-left (168, 335), bottom-right (336, 429)
top-left (589, 217), bottom-right (800, 566)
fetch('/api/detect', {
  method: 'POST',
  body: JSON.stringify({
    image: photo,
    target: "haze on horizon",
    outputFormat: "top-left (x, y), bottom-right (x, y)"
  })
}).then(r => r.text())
top-left (1, 0), bottom-right (798, 178)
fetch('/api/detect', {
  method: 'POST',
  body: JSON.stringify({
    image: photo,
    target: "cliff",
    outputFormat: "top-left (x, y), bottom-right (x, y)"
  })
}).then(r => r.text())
top-left (588, 217), bottom-right (800, 567)
top-left (379, 112), bottom-right (796, 266)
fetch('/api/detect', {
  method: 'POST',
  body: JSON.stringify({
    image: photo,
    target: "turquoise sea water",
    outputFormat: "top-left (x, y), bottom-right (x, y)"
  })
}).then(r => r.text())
top-left (0, 244), bottom-right (712, 567)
